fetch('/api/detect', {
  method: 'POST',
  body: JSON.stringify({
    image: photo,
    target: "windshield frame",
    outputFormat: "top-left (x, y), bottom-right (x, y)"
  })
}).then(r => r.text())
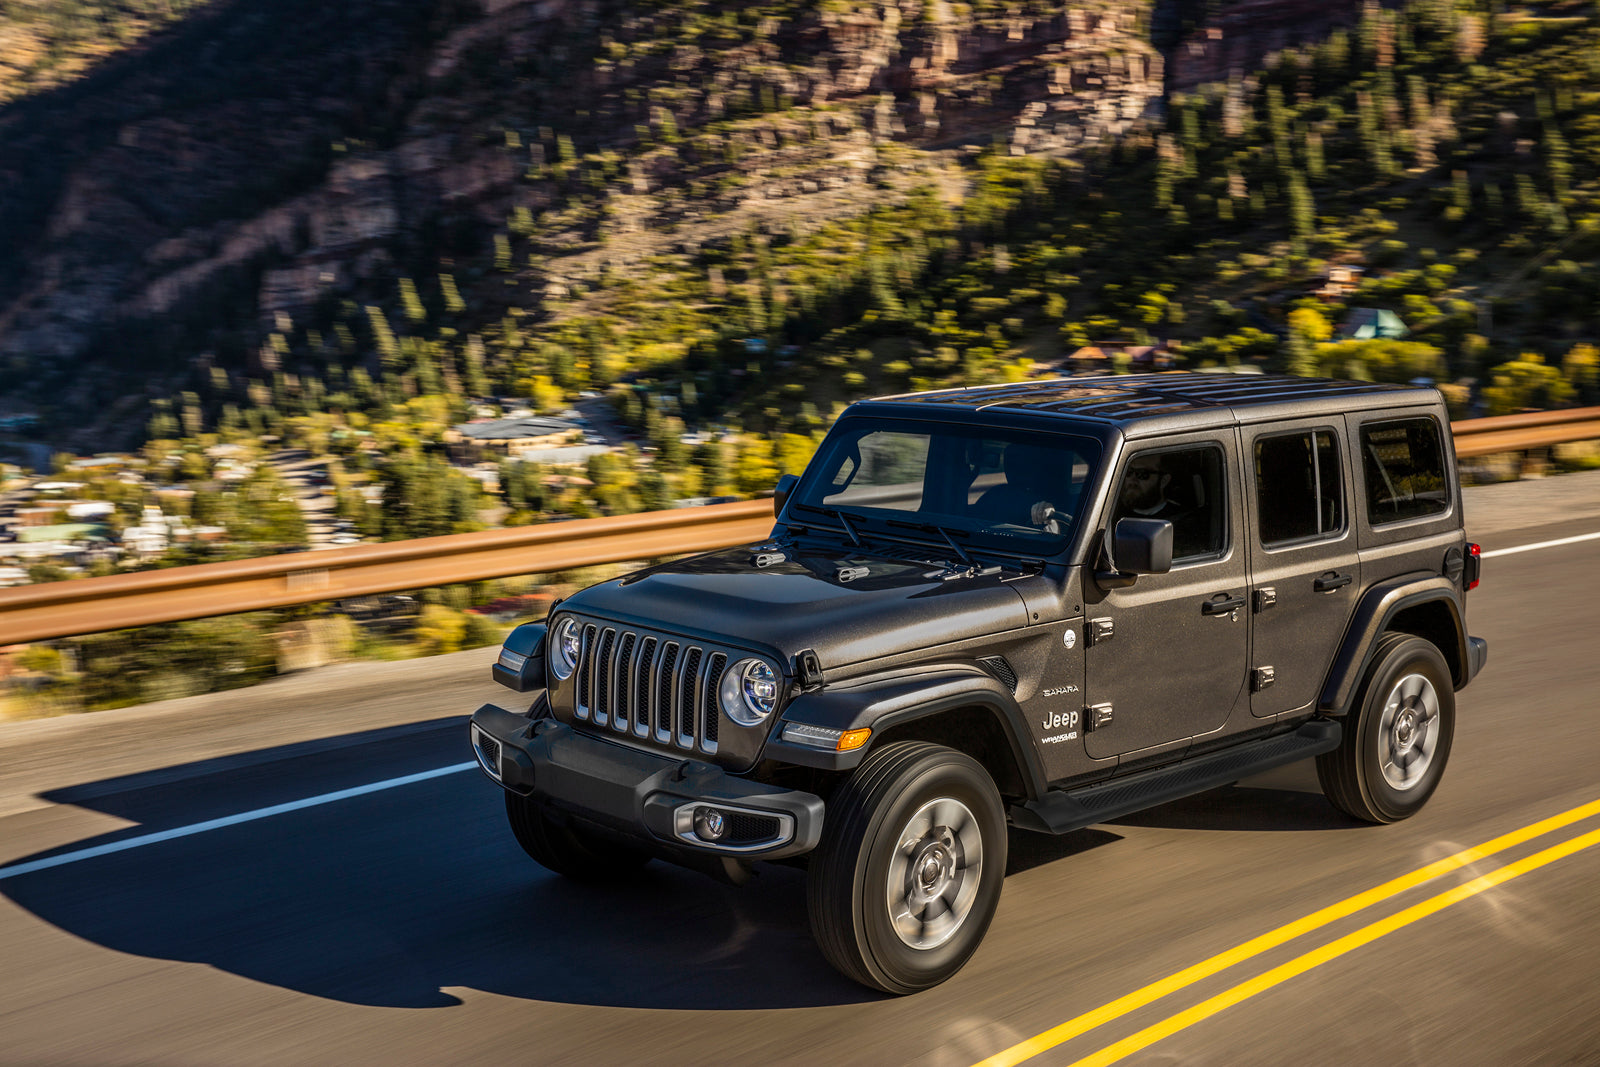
top-left (784, 415), bottom-right (1104, 563)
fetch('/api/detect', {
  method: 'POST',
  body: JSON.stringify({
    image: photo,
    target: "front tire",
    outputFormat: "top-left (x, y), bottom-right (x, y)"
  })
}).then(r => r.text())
top-left (1318, 633), bottom-right (1455, 823)
top-left (806, 742), bottom-right (1007, 994)
top-left (505, 793), bottom-right (650, 881)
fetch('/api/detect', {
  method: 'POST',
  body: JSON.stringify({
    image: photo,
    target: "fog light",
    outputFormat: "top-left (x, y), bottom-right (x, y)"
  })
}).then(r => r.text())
top-left (693, 806), bottom-right (727, 842)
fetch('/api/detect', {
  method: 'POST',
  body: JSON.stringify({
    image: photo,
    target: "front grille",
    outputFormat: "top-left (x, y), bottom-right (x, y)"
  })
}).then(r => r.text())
top-left (575, 624), bottom-right (727, 754)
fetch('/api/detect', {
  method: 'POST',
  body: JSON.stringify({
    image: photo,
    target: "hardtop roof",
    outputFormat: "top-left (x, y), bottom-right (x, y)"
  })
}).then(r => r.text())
top-left (856, 373), bottom-right (1436, 436)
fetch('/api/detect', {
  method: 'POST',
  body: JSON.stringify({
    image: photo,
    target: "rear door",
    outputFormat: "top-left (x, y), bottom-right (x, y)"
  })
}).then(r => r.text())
top-left (1242, 419), bottom-right (1360, 718)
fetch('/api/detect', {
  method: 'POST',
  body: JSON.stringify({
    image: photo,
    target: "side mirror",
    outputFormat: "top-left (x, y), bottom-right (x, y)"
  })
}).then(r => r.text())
top-left (1096, 518), bottom-right (1173, 590)
top-left (774, 473), bottom-right (799, 517)
top-left (1113, 517), bottom-right (1174, 575)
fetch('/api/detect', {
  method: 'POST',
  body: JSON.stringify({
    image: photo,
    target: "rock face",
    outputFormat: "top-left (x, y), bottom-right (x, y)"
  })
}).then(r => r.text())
top-left (1165, 0), bottom-right (1370, 92)
top-left (0, 0), bottom-right (464, 430)
top-left (0, 0), bottom-right (1346, 446)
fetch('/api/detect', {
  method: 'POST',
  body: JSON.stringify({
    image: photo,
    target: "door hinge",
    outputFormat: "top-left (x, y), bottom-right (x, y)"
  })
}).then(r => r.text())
top-left (1085, 703), bottom-right (1114, 731)
top-left (1254, 587), bottom-right (1276, 613)
top-left (1088, 617), bottom-right (1115, 646)
top-left (1252, 666), bottom-right (1276, 692)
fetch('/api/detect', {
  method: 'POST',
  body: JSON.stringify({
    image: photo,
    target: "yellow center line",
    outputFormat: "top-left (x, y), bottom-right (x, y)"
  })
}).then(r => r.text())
top-left (974, 797), bottom-right (1600, 1067)
top-left (1068, 825), bottom-right (1600, 1067)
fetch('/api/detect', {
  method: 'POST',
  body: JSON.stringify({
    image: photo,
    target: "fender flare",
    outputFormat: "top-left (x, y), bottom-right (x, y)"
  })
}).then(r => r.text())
top-left (1319, 573), bottom-right (1467, 717)
top-left (765, 666), bottom-right (1049, 800)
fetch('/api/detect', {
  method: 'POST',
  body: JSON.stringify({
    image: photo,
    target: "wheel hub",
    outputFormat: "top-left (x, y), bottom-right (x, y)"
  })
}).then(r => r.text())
top-left (1395, 709), bottom-right (1417, 749)
top-left (1379, 672), bottom-right (1440, 791)
top-left (909, 838), bottom-right (956, 907)
top-left (886, 798), bottom-right (983, 950)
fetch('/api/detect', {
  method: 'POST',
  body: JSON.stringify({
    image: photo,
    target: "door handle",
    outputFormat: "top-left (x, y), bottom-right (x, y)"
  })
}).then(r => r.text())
top-left (1314, 572), bottom-right (1353, 592)
top-left (1202, 593), bottom-right (1246, 615)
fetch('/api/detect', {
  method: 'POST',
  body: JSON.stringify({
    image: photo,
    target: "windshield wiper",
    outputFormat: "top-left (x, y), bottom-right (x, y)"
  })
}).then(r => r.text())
top-left (792, 503), bottom-right (863, 548)
top-left (835, 509), bottom-right (862, 548)
top-left (885, 518), bottom-right (973, 566)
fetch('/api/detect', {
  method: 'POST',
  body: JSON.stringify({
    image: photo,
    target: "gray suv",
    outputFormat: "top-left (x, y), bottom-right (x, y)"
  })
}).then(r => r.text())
top-left (470, 373), bottom-right (1487, 993)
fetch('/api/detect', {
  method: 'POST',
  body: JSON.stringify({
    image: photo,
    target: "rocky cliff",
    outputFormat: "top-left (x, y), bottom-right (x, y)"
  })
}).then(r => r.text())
top-left (0, 0), bottom-right (1367, 447)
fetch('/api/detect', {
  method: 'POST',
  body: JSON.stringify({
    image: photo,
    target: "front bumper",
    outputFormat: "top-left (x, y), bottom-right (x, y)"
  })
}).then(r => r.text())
top-left (469, 703), bottom-right (824, 861)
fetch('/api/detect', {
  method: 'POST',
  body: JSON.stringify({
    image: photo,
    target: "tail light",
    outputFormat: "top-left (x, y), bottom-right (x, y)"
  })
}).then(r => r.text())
top-left (1464, 543), bottom-right (1481, 591)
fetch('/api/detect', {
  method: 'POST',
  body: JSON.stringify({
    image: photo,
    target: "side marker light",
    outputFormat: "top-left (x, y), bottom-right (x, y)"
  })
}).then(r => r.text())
top-left (837, 728), bottom-right (871, 752)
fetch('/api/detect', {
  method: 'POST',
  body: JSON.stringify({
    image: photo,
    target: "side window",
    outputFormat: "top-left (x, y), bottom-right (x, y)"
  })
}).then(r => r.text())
top-left (1115, 445), bottom-right (1227, 562)
top-left (1361, 418), bottom-right (1449, 525)
top-left (1255, 430), bottom-right (1344, 545)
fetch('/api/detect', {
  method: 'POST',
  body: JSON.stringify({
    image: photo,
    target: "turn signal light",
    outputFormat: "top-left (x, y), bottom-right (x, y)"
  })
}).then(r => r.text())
top-left (837, 728), bottom-right (872, 752)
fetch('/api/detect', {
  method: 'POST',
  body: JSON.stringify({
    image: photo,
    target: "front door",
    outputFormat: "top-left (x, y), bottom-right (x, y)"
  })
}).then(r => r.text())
top-left (1243, 418), bottom-right (1361, 717)
top-left (1083, 434), bottom-right (1249, 761)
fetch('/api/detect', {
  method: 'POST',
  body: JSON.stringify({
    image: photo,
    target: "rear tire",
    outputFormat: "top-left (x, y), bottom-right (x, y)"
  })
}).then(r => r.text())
top-left (1318, 633), bottom-right (1455, 823)
top-left (806, 742), bottom-right (1007, 994)
top-left (505, 793), bottom-right (650, 881)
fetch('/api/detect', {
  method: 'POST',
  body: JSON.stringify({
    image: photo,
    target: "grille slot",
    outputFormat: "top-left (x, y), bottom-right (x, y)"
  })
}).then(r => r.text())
top-left (613, 632), bottom-right (637, 733)
top-left (576, 624), bottom-right (598, 718)
top-left (704, 652), bottom-right (727, 746)
top-left (475, 732), bottom-right (501, 778)
top-left (635, 637), bottom-right (657, 737)
top-left (594, 628), bottom-right (616, 726)
top-left (678, 647), bottom-right (703, 748)
top-left (655, 642), bottom-right (679, 738)
top-left (572, 624), bottom-right (725, 754)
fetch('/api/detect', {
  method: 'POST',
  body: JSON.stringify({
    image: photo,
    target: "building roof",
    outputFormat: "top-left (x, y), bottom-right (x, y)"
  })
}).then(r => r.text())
top-left (1340, 308), bottom-right (1408, 339)
top-left (17, 523), bottom-right (109, 543)
top-left (510, 444), bottom-right (612, 465)
top-left (453, 416), bottom-right (579, 441)
top-left (859, 373), bottom-right (1432, 438)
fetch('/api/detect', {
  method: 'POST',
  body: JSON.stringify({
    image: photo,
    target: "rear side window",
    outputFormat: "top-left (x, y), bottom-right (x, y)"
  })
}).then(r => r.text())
top-left (1255, 430), bottom-right (1343, 545)
top-left (1361, 418), bottom-right (1449, 525)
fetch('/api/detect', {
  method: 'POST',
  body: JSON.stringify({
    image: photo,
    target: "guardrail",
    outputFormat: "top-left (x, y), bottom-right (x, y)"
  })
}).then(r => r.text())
top-left (1, 406), bottom-right (1596, 646)
top-left (0, 500), bottom-right (773, 646)
top-left (1449, 407), bottom-right (1600, 458)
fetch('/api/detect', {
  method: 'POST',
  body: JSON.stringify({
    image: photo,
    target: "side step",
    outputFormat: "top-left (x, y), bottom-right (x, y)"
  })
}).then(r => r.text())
top-left (1010, 720), bottom-right (1341, 835)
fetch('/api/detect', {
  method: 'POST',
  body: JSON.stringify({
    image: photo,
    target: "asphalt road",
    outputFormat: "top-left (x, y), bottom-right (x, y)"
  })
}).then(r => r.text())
top-left (2, 477), bottom-right (1599, 1065)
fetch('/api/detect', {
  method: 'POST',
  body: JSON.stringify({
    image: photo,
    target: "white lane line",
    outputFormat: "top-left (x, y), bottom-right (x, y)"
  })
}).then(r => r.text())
top-left (1482, 531), bottom-right (1600, 559)
top-left (0, 761), bottom-right (476, 881)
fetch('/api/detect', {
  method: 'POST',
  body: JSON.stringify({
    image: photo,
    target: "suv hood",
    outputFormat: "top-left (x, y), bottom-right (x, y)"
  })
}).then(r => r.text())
top-left (563, 542), bottom-right (1031, 671)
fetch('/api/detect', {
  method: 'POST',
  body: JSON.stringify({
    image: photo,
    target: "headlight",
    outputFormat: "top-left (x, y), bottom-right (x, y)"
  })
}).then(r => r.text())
top-left (550, 617), bottom-right (581, 680)
top-left (720, 658), bottom-right (779, 725)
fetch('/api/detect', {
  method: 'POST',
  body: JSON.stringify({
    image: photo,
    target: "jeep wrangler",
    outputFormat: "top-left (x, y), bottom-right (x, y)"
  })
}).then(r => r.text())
top-left (469, 373), bottom-right (1488, 994)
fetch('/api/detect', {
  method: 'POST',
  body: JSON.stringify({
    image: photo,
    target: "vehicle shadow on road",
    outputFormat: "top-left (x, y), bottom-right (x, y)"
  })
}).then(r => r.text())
top-left (0, 723), bottom-right (877, 1011)
top-left (1006, 826), bottom-right (1123, 874)
top-left (1109, 784), bottom-right (1357, 832)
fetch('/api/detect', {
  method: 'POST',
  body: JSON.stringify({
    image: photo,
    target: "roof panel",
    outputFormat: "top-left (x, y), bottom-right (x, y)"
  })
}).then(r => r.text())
top-left (870, 374), bottom-right (1424, 427)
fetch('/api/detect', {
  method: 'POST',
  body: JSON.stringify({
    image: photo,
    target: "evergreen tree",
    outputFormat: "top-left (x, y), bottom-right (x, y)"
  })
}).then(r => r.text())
top-left (694, 440), bottom-right (730, 497)
top-left (638, 468), bottom-right (670, 511)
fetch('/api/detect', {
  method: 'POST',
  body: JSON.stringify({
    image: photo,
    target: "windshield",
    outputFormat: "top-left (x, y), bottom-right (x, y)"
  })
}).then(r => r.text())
top-left (790, 418), bottom-right (1100, 557)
